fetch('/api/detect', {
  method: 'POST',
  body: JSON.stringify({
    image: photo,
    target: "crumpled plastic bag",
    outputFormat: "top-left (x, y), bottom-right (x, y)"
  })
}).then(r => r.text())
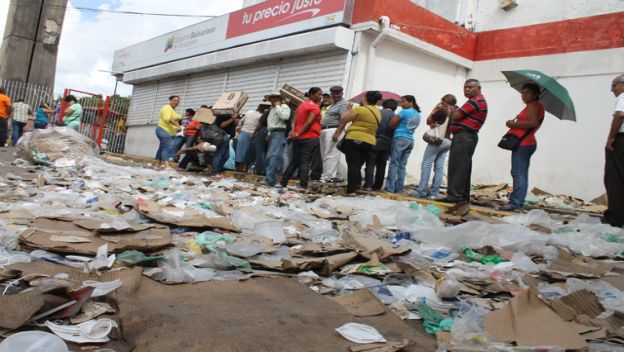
top-left (335, 323), bottom-right (387, 344)
top-left (17, 127), bottom-right (99, 163)
top-left (193, 233), bottom-right (251, 269)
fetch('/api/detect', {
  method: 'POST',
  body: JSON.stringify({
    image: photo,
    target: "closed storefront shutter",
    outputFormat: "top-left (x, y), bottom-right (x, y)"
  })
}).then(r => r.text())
top-left (184, 71), bottom-right (227, 111)
top-left (126, 82), bottom-right (157, 126)
top-left (152, 78), bottom-right (188, 123)
top-left (225, 62), bottom-right (279, 113)
top-left (277, 51), bottom-right (348, 94)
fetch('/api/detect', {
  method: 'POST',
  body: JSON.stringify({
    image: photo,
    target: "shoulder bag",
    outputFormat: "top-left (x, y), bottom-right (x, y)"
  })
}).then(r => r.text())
top-left (497, 127), bottom-right (534, 151)
top-left (337, 106), bottom-right (380, 153)
top-left (422, 116), bottom-right (449, 145)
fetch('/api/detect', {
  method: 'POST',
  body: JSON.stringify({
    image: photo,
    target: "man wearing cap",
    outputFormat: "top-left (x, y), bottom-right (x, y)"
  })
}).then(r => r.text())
top-left (320, 86), bottom-right (349, 182)
top-left (265, 93), bottom-right (291, 186)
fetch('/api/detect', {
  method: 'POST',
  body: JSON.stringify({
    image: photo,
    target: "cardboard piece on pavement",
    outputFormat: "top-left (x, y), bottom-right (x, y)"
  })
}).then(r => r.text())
top-left (73, 218), bottom-right (153, 233)
top-left (591, 193), bottom-right (608, 206)
top-left (21, 217), bottom-right (172, 255)
top-left (483, 289), bottom-right (587, 350)
top-left (192, 107), bottom-right (217, 124)
top-left (341, 229), bottom-right (411, 260)
top-left (137, 198), bottom-right (237, 231)
top-left (212, 92), bottom-right (249, 115)
top-left (543, 250), bottom-right (614, 279)
top-left (282, 252), bottom-right (358, 276)
top-left (549, 289), bottom-right (604, 321)
top-left (70, 301), bottom-right (116, 324)
top-left (349, 339), bottom-right (409, 352)
top-left (331, 289), bottom-right (386, 317)
top-left (472, 183), bottom-right (508, 198)
top-left (0, 290), bottom-right (44, 329)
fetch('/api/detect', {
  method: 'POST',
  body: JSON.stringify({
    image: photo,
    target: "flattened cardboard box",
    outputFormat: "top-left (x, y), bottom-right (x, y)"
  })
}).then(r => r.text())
top-left (137, 198), bottom-right (237, 231)
top-left (192, 107), bottom-right (216, 124)
top-left (212, 92), bottom-right (249, 116)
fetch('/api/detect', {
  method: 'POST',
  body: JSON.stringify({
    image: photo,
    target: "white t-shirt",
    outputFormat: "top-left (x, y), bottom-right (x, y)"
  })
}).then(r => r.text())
top-left (197, 142), bottom-right (216, 153)
top-left (616, 93), bottom-right (624, 133)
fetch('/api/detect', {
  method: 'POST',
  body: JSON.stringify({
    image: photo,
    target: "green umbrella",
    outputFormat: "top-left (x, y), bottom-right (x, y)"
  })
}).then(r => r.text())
top-left (501, 70), bottom-right (576, 122)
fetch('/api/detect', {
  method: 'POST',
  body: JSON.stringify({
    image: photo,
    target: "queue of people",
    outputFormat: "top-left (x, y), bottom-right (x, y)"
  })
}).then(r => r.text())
top-left (152, 76), bottom-right (624, 228)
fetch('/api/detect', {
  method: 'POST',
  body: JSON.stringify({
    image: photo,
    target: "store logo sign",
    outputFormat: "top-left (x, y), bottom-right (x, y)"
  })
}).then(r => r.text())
top-left (227, 0), bottom-right (347, 39)
top-left (164, 37), bottom-right (174, 52)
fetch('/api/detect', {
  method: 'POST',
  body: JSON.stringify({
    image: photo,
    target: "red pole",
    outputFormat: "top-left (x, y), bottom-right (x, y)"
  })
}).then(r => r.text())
top-left (91, 95), bottom-right (102, 140)
top-left (59, 89), bottom-right (69, 125)
top-left (99, 96), bottom-right (109, 146)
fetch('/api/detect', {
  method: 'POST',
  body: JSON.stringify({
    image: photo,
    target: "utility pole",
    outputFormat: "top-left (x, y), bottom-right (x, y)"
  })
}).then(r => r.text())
top-left (0, 0), bottom-right (68, 88)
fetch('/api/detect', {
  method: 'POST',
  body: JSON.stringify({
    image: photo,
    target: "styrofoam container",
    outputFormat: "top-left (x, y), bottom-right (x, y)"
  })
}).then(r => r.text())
top-left (0, 331), bottom-right (68, 352)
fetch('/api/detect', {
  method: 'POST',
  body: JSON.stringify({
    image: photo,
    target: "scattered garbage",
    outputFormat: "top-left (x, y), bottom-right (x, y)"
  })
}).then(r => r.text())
top-left (0, 134), bottom-right (623, 351)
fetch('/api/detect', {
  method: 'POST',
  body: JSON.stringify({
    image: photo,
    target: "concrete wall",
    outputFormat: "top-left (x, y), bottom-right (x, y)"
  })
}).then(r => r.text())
top-left (474, 0), bottom-right (624, 31)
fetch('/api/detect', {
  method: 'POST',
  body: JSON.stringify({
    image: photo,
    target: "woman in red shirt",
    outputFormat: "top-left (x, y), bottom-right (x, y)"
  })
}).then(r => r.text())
top-left (501, 83), bottom-right (545, 211)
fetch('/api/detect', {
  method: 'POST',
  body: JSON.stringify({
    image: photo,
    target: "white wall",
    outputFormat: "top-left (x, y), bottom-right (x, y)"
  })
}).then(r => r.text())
top-left (474, 0), bottom-right (624, 31)
top-left (467, 47), bottom-right (624, 200)
top-left (125, 125), bottom-right (160, 159)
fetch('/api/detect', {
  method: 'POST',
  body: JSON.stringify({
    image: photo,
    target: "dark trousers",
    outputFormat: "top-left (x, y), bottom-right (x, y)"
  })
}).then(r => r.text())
top-left (281, 138), bottom-right (319, 188)
top-left (605, 134), bottom-right (624, 227)
top-left (0, 118), bottom-right (8, 146)
top-left (253, 128), bottom-right (268, 175)
top-left (343, 139), bottom-right (374, 194)
top-left (310, 146), bottom-right (323, 181)
top-left (364, 150), bottom-right (390, 190)
top-left (12, 120), bottom-right (26, 145)
top-left (447, 131), bottom-right (479, 202)
top-left (179, 135), bottom-right (199, 169)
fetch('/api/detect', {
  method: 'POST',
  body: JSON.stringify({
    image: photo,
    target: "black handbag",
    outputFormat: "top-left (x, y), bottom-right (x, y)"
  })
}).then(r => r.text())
top-left (498, 127), bottom-right (534, 151)
top-left (199, 123), bottom-right (225, 146)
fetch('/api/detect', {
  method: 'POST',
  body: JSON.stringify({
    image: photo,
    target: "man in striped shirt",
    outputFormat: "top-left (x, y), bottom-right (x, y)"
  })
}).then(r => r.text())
top-left (11, 98), bottom-right (33, 145)
top-left (441, 79), bottom-right (488, 203)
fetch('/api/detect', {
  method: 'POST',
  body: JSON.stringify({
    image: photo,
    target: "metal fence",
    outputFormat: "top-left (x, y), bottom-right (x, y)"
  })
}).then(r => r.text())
top-left (0, 78), bottom-right (54, 108)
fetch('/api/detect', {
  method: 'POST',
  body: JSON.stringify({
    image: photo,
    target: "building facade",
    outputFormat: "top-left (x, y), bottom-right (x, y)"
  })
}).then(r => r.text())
top-left (113, 0), bottom-right (624, 200)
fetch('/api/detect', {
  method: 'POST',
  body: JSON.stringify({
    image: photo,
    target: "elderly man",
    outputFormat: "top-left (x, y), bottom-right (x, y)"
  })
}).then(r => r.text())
top-left (441, 79), bottom-right (488, 203)
top-left (264, 93), bottom-right (291, 187)
top-left (319, 86), bottom-right (349, 182)
top-left (605, 74), bottom-right (624, 227)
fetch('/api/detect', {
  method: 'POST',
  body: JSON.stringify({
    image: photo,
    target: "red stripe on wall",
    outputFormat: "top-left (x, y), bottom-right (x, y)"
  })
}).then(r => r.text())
top-left (352, 0), bottom-right (477, 60)
top-left (352, 0), bottom-right (624, 61)
top-left (475, 12), bottom-right (624, 61)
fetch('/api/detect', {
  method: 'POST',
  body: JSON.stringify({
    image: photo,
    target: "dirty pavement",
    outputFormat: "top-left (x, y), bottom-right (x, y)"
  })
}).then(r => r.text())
top-left (1, 127), bottom-right (624, 352)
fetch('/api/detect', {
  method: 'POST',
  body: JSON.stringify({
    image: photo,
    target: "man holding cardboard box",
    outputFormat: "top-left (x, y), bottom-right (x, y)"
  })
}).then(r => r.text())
top-left (265, 93), bottom-right (291, 186)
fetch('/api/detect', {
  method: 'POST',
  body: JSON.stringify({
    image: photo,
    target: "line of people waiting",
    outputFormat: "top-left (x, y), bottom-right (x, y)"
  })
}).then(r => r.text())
top-left (153, 79), bottom-right (548, 212)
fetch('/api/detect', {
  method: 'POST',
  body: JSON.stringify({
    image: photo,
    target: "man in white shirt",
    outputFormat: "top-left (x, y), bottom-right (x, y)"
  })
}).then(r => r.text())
top-left (604, 74), bottom-right (624, 227)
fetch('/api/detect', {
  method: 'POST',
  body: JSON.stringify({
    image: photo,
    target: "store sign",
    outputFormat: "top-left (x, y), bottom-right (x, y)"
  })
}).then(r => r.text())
top-left (112, 0), bottom-right (352, 73)
top-left (227, 0), bottom-right (348, 39)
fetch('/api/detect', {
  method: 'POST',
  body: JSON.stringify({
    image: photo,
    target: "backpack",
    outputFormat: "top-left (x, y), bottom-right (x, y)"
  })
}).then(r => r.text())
top-left (199, 123), bottom-right (225, 146)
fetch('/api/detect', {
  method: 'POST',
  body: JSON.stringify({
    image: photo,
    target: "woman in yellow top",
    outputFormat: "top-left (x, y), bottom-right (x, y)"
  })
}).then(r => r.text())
top-left (333, 91), bottom-right (382, 194)
top-left (155, 95), bottom-right (181, 170)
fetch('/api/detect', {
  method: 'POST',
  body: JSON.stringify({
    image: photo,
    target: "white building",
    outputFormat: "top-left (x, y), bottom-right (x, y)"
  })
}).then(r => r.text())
top-left (112, 0), bottom-right (624, 200)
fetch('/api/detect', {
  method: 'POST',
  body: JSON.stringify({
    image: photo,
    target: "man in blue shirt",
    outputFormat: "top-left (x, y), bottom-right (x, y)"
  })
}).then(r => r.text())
top-left (386, 95), bottom-right (421, 193)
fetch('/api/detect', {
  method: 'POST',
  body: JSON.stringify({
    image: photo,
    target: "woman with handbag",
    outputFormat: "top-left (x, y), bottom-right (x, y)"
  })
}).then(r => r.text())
top-left (414, 94), bottom-right (457, 199)
top-left (500, 83), bottom-right (544, 211)
top-left (333, 91), bottom-right (383, 194)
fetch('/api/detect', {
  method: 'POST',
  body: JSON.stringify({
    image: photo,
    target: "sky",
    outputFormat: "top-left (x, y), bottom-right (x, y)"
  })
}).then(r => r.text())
top-left (0, 0), bottom-right (243, 97)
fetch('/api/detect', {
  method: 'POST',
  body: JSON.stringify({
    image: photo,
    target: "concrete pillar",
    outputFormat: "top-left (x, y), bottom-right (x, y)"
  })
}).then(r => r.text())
top-left (0, 0), bottom-right (67, 88)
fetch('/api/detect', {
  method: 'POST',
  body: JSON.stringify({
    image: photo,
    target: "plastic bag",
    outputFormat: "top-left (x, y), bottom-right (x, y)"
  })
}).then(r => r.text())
top-left (194, 233), bottom-right (252, 269)
top-left (436, 277), bottom-right (461, 299)
top-left (116, 250), bottom-right (165, 265)
top-left (395, 207), bottom-right (444, 232)
top-left (252, 220), bottom-right (285, 244)
top-left (335, 323), bottom-right (386, 344)
top-left (225, 240), bottom-right (263, 258)
top-left (502, 209), bottom-right (555, 228)
top-left (416, 302), bottom-right (454, 335)
top-left (322, 275), bottom-right (382, 291)
top-left (17, 126), bottom-right (99, 163)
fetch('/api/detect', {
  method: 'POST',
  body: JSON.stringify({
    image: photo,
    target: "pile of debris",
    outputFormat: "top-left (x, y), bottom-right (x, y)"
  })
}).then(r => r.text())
top-left (0, 128), bottom-right (623, 351)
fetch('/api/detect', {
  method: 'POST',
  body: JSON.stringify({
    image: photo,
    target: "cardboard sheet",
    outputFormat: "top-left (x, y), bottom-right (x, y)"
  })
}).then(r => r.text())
top-left (483, 289), bottom-right (587, 350)
top-left (331, 289), bottom-right (387, 317)
top-left (544, 250), bottom-right (614, 278)
top-left (549, 289), bottom-right (604, 321)
top-left (20, 218), bottom-right (172, 255)
top-left (282, 252), bottom-right (358, 276)
top-left (0, 290), bottom-right (44, 329)
top-left (192, 107), bottom-right (216, 124)
top-left (137, 198), bottom-right (237, 231)
top-left (341, 229), bottom-right (411, 260)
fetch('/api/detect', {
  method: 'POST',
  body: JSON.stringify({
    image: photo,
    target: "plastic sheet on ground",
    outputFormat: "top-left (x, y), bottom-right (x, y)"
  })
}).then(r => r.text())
top-left (17, 127), bottom-right (99, 163)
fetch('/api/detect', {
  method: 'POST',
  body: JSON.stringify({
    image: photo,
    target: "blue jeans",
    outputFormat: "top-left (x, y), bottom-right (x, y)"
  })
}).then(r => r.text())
top-left (509, 145), bottom-right (537, 208)
top-left (265, 131), bottom-right (286, 186)
top-left (212, 133), bottom-right (231, 174)
top-left (170, 135), bottom-right (186, 161)
top-left (235, 131), bottom-right (254, 164)
top-left (386, 137), bottom-right (414, 193)
top-left (416, 138), bottom-right (451, 198)
top-left (155, 127), bottom-right (174, 161)
top-left (253, 128), bottom-right (268, 175)
top-left (11, 120), bottom-right (26, 145)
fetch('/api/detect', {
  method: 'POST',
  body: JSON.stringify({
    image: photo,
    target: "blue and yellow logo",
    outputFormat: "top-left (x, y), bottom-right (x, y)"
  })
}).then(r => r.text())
top-left (164, 37), bottom-right (174, 52)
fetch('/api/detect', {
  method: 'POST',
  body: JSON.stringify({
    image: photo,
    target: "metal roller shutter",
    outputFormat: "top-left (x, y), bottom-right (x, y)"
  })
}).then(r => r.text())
top-left (184, 71), bottom-right (227, 110)
top-left (126, 82), bottom-right (157, 126)
top-left (151, 78), bottom-right (188, 123)
top-left (225, 62), bottom-right (279, 112)
top-left (277, 51), bottom-right (348, 94)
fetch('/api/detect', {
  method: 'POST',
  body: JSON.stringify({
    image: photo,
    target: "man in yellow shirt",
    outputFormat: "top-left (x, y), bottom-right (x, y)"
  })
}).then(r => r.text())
top-left (154, 95), bottom-right (181, 169)
top-left (0, 87), bottom-right (13, 147)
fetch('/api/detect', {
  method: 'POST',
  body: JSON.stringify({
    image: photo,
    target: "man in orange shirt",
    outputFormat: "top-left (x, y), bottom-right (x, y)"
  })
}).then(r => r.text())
top-left (0, 88), bottom-right (12, 147)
